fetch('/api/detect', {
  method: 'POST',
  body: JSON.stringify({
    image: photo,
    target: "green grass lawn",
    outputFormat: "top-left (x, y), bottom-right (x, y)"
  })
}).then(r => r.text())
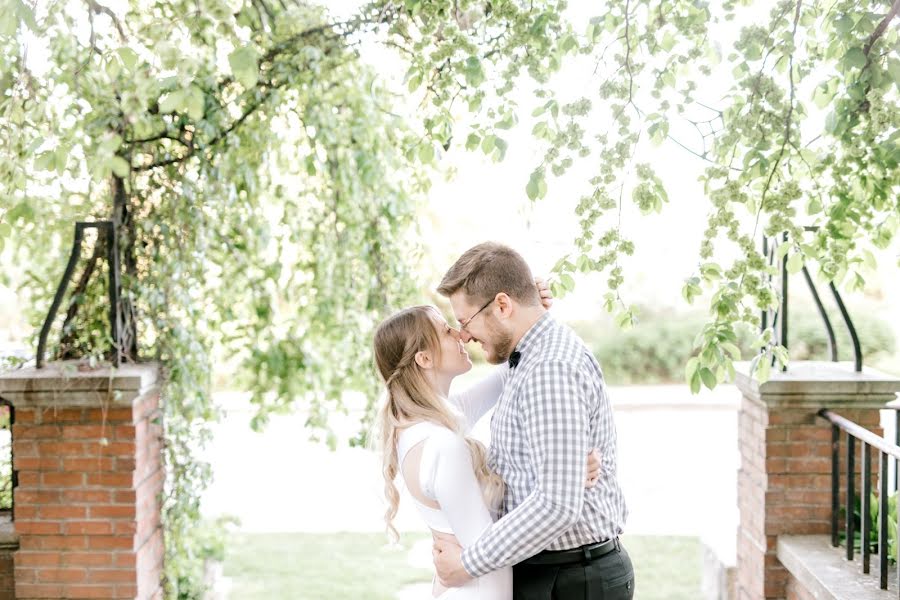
top-left (223, 532), bottom-right (701, 599)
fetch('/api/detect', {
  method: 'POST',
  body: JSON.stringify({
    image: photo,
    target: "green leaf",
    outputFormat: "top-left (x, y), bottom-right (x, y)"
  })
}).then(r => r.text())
top-left (757, 356), bottom-right (772, 383)
top-left (0, 9), bottom-right (16, 37)
top-left (648, 120), bottom-right (669, 146)
top-left (54, 146), bottom-right (68, 175)
top-left (824, 111), bottom-right (837, 134)
top-left (463, 56), bottom-right (485, 87)
top-left (834, 14), bottom-right (854, 34)
top-left (34, 151), bottom-right (55, 171)
top-left (465, 133), bottom-right (481, 151)
top-left (843, 47), bottom-right (866, 70)
top-left (684, 356), bottom-right (699, 383)
top-left (117, 47), bottom-right (139, 71)
top-left (110, 156), bottom-right (130, 178)
top-left (699, 367), bottom-right (717, 390)
top-left (887, 58), bottom-right (900, 86)
top-left (14, 0), bottom-right (36, 31)
top-left (721, 342), bottom-right (742, 361)
top-left (418, 143), bottom-right (434, 163)
top-left (862, 250), bottom-right (877, 270)
top-left (186, 85), bottom-right (205, 121)
top-left (481, 134), bottom-right (495, 153)
top-left (229, 46), bottom-right (259, 89)
top-left (105, 56), bottom-right (122, 80)
top-left (786, 252), bottom-right (804, 274)
top-left (158, 90), bottom-right (183, 114)
top-left (660, 31), bottom-right (676, 52)
top-left (526, 170), bottom-right (546, 201)
top-left (493, 137), bottom-right (508, 161)
top-left (559, 33), bottom-right (578, 54)
top-left (812, 82), bottom-right (835, 109)
top-left (690, 370), bottom-right (702, 394)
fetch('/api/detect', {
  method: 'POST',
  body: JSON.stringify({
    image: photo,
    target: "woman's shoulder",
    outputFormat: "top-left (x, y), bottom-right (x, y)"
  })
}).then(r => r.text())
top-left (399, 421), bottom-right (466, 452)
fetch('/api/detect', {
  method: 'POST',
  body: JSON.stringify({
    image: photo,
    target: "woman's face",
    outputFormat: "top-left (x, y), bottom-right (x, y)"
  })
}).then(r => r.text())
top-left (432, 316), bottom-right (473, 379)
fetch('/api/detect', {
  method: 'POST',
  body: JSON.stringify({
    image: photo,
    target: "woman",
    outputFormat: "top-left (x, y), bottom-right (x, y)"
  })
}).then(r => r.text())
top-left (373, 300), bottom-right (601, 599)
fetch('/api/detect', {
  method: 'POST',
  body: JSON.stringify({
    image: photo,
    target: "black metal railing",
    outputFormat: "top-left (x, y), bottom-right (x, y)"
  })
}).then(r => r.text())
top-left (762, 228), bottom-right (863, 372)
top-left (819, 409), bottom-right (900, 593)
top-left (36, 221), bottom-right (123, 369)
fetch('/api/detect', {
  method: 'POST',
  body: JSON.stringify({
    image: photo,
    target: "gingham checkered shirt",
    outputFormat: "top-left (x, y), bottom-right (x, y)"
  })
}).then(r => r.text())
top-left (461, 312), bottom-right (628, 577)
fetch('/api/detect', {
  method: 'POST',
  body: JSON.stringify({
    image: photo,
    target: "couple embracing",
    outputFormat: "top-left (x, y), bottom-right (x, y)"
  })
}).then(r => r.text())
top-left (374, 242), bottom-right (633, 600)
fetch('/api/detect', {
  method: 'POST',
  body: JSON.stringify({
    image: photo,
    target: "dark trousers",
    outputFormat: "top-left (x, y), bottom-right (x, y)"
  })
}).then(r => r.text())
top-left (512, 541), bottom-right (635, 600)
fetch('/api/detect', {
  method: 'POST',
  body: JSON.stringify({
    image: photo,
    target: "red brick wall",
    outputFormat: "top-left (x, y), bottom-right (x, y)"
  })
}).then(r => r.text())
top-left (10, 389), bottom-right (164, 599)
top-left (785, 571), bottom-right (817, 600)
top-left (0, 545), bottom-right (14, 600)
top-left (737, 394), bottom-right (882, 600)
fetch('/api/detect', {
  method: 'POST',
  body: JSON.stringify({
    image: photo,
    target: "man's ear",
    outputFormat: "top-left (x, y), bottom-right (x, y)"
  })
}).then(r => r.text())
top-left (495, 292), bottom-right (513, 318)
top-left (414, 351), bottom-right (434, 369)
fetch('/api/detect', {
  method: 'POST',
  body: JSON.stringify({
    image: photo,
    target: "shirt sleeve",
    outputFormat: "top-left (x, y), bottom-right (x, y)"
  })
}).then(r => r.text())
top-left (421, 429), bottom-right (495, 548)
top-left (460, 359), bottom-right (590, 576)
top-left (447, 366), bottom-right (507, 433)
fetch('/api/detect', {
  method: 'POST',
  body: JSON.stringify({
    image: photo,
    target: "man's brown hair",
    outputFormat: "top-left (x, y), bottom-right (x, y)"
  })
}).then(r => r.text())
top-left (437, 242), bottom-right (541, 306)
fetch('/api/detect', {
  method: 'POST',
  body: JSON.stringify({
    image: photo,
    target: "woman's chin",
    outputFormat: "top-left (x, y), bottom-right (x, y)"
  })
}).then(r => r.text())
top-left (460, 360), bottom-right (473, 374)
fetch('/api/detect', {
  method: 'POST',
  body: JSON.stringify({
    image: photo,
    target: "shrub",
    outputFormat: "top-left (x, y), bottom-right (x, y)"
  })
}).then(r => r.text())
top-left (570, 306), bottom-right (895, 385)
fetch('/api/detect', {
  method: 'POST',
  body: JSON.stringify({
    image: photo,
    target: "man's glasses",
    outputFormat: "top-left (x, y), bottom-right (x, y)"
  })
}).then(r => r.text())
top-left (459, 297), bottom-right (495, 333)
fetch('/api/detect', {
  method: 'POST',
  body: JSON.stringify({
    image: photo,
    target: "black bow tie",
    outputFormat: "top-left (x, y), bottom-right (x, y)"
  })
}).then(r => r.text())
top-left (508, 351), bottom-right (521, 369)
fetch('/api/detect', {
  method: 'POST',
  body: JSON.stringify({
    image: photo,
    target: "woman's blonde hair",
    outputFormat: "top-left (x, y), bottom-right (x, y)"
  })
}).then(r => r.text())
top-left (372, 305), bottom-right (504, 542)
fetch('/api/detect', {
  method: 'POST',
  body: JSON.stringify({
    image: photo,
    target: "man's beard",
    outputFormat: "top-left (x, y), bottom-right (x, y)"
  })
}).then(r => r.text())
top-left (482, 316), bottom-right (515, 365)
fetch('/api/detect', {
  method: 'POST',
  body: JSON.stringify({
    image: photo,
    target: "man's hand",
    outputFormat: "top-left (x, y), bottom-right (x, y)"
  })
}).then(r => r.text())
top-left (432, 532), bottom-right (472, 588)
top-left (535, 278), bottom-right (553, 310)
top-left (585, 448), bottom-right (602, 488)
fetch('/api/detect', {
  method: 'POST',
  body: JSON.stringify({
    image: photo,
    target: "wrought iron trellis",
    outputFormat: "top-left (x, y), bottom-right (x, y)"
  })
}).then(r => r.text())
top-left (36, 221), bottom-right (123, 369)
top-left (761, 227), bottom-right (863, 372)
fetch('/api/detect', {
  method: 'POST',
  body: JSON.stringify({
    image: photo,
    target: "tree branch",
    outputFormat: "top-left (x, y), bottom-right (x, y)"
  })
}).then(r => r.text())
top-left (85, 0), bottom-right (127, 41)
top-left (863, 0), bottom-right (900, 59)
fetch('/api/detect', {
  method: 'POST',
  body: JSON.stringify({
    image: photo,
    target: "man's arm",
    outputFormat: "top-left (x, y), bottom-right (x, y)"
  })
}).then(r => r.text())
top-left (461, 359), bottom-right (590, 577)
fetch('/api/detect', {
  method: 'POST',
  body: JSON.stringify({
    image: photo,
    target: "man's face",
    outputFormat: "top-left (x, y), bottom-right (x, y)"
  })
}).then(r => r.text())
top-left (448, 291), bottom-right (515, 364)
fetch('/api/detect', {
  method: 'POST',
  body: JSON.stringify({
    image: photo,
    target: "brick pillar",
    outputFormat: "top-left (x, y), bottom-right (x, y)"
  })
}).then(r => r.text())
top-left (0, 519), bottom-right (17, 600)
top-left (0, 363), bottom-right (164, 599)
top-left (735, 361), bottom-right (900, 600)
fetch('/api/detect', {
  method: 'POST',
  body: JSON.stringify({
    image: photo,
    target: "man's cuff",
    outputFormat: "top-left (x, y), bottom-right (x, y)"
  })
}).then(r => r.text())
top-left (461, 547), bottom-right (487, 578)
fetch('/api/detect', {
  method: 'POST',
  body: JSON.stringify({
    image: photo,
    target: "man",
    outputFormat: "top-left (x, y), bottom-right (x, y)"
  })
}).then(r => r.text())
top-left (433, 242), bottom-right (632, 599)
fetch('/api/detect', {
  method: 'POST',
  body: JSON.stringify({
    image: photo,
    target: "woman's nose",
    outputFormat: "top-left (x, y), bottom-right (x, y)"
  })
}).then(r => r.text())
top-left (458, 329), bottom-right (473, 343)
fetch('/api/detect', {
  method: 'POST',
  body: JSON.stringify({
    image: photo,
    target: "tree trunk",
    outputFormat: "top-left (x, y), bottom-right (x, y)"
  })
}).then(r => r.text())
top-left (111, 174), bottom-right (139, 360)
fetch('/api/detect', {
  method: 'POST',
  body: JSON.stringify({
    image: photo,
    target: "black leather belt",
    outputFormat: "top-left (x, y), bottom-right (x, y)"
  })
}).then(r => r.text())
top-left (521, 538), bottom-right (618, 566)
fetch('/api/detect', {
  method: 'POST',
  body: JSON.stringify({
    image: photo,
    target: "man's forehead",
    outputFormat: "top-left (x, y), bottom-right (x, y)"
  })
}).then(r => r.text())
top-left (448, 291), bottom-right (476, 314)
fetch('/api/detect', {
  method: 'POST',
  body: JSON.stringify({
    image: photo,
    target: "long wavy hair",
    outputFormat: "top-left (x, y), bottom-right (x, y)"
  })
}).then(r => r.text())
top-left (372, 305), bottom-right (504, 542)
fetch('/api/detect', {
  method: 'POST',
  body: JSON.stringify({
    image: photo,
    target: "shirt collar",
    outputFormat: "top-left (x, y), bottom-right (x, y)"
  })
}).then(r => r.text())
top-left (513, 311), bottom-right (553, 358)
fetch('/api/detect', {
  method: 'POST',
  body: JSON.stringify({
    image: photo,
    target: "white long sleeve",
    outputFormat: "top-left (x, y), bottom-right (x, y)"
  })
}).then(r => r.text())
top-left (420, 427), bottom-right (494, 547)
top-left (448, 367), bottom-right (507, 432)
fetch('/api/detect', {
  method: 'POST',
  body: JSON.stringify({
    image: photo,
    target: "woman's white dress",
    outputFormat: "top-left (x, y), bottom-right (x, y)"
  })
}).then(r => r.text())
top-left (396, 368), bottom-right (512, 599)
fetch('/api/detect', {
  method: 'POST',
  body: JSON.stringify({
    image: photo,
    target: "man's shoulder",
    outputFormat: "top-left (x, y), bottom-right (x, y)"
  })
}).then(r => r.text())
top-left (540, 319), bottom-right (592, 362)
top-left (522, 320), bottom-right (603, 386)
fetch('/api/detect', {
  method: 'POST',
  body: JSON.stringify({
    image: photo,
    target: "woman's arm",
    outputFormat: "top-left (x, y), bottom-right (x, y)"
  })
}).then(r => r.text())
top-left (422, 429), bottom-right (495, 548)
top-left (447, 366), bottom-right (506, 432)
